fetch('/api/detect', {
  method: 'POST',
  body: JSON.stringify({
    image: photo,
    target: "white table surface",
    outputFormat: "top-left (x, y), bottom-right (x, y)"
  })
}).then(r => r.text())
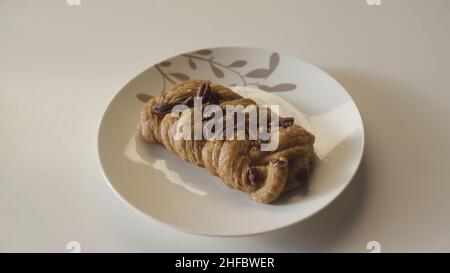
top-left (1, 0), bottom-right (450, 252)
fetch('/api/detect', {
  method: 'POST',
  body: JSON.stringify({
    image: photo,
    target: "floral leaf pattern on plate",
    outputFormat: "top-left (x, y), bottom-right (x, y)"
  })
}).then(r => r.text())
top-left (245, 69), bottom-right (271, 78)
top-left (268, 53), bottom-right (280, 72)
top-left (257, 83), bottom-right (297, 92)
top-left (188, 58), bottom-right (197, 69)
top-left (137, 93), bottom-right (153, 103)
top-left (149, 50), bottom-right (297, 95)
top-left (159, 61), bottom-right (171, 67)
top-left (210, 63), bottom-right (225, 78)
top-left (195, 49), bottom-right (213, 56)
top-left (229, 60), bottom-right (247, 68)
top-left (169, 73), bottom-right (190, 81)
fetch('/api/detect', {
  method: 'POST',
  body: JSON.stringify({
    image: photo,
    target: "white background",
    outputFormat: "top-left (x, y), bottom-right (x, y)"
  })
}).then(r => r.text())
top-left (1, 0), bottom-right (449, 252)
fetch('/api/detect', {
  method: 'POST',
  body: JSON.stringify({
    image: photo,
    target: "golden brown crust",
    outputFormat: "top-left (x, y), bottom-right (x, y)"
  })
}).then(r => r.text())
top-left (138, 80), bottom-right (315, 204)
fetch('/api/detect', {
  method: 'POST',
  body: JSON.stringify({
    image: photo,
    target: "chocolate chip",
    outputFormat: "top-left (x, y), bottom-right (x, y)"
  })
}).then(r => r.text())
top-left (151, 102), bottom-right (177, 115)
top-left (202, 112), bottom-right (215, 121)
top-left (296, 168), bottom-right (308, 183)
top-left (248, 167), bottom-right (259, 186)
top-left (280, 117), bottom-right (294, 128)
top-left (195, 82), bottom-right (222, 105)
top-left (250, 140), bottom-right (261, 149)
top-left (271, 159), bottom-right (288, 169)
top-left (209, 91), bottom-right (221, 105)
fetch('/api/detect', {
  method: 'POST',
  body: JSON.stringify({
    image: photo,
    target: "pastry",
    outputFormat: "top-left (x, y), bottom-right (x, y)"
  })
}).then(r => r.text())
top-left (138, 80), bottom-right (315, 203)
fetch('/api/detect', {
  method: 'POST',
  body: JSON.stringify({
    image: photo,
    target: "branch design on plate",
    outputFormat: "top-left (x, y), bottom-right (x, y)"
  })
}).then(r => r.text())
top-left (137, 50), bottom-right (297, 103)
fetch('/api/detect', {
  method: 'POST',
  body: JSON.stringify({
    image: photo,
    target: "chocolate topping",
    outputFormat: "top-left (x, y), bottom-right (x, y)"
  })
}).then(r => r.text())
top-left (271, 159), bottom-right (288, 169)
top-left (280, 117), bottom-right (295, 128)
top-left (296, 168), bottom-right (308, 183)
top-left (151, 102), bottom-right (177, 115)
top-left (248, 166), bottom-right (260, 186)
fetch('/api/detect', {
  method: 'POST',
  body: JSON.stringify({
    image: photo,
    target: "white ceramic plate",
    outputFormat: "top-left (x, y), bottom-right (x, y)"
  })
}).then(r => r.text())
top-left (97, 47), bottom-right (364, 236)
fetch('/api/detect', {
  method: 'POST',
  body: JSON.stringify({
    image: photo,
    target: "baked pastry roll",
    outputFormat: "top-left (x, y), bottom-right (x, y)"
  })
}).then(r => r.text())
top-left (138, 80), bottom-right (315, 203)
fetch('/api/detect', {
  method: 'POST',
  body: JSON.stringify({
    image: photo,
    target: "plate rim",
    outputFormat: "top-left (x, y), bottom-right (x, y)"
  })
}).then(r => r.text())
top-left (96, 46), bottom-right (366, 237)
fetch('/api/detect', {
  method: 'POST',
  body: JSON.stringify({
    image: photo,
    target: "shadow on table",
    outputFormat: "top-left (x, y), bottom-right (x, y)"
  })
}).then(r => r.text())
top-left (246, 68), bottom-right (377, 251)
top-left (247, 66), bottom-right (449, 251)
top-left (249, 156), bottom-right (368, 252)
